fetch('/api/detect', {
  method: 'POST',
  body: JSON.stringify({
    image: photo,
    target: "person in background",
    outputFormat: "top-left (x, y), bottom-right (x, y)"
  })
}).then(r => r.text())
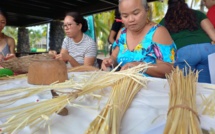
top-left (102, 0), bottom-right (176, 78)
top-left (160, 0), bottom-right (215, 83)
top-left (204, 0), bottom-right (215, 28)
top-left (108, 8), bottom-right (123, 55)
top-left (0, 9), bottom-right (16, 62)
top-left (49, 12), bottom-right (97, 67)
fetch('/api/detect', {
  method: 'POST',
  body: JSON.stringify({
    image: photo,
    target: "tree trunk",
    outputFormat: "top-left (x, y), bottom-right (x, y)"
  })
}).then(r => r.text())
top-left (49, 20), bottom-right (64, 53)
top-left (17, 27), bottom-right (30, 56)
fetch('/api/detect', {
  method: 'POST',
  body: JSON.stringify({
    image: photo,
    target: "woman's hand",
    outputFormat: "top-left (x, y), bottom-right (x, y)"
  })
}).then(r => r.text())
top-left (4, 54), bottom-right (15, 60)
top-left (101, 57), bottom-right (115, 71)
top-left (120, 62), bottom-right (142, 70)
top-left (55, 53), bottom-right (71, 62)
top-left (49, 50), bottom-right (57, 57)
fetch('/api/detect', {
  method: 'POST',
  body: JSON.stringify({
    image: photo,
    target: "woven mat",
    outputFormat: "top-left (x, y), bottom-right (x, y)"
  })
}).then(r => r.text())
top-left (0, 54), bottom-right (54, 73)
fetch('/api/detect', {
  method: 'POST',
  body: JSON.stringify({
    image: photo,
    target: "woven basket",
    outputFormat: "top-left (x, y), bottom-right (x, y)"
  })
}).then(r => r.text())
top-left (0, 54), bottom-right (54, 74)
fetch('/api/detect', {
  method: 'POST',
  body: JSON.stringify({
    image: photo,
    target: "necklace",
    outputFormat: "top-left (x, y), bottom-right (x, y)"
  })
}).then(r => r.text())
top-left (73, 34), bottom-right (84, 45)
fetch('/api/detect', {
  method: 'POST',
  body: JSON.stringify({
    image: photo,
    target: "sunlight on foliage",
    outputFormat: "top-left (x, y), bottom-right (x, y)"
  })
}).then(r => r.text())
top-left (93, 10), bottom-right (115, 51)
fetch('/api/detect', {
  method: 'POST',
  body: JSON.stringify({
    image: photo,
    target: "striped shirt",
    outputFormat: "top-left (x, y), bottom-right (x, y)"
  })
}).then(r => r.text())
top-left (62, 34), bottom-right (97, 66)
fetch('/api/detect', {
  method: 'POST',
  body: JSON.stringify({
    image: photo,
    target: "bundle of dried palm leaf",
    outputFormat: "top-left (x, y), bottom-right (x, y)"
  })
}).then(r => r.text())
top-left (164, 67), bottom-right (202, 134)
top-left (0, 64), bottom-right (149, 134)
top-left (0, 92), bottom-right (78, 133)
top-left (86, 76), bottom-right (146, 134)
top-left (0, 64), bottom-right (148, 104)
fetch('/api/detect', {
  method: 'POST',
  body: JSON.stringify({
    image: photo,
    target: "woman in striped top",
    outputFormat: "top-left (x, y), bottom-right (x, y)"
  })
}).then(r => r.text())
top-left (50, 12), bottom-right (97, 67)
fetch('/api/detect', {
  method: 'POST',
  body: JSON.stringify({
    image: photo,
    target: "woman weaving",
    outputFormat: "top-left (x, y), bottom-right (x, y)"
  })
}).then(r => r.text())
top-left (101, 0), bottom-right (176, 78)
top-left (49, 12), bottom-right (97, 68)
top-left (0, 9), bottom-right (16, 62)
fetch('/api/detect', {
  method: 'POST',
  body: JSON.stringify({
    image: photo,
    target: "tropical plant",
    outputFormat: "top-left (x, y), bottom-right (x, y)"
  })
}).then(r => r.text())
top-left (148, 0), bottom-right (203, 24)
top-left (93, 10), bottom-right (115, 51)
top-left (28, 29), bottom-right (43, 48)
top-left (27, 24), bottom-right (48, 50)
top-left (3, 26), bottom-right (18, 44)
top-left (149, 1), bottom-right (167, 23)
top-left (41, 24), bottom-right (48, 37)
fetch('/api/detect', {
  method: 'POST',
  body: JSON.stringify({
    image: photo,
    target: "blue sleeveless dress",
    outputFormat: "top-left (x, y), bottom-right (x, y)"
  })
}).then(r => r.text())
top-left (112, 24), bottom-right (177, 67)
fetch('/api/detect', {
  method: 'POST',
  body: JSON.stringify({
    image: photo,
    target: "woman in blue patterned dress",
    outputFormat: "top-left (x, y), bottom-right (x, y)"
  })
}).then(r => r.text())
top-left (101, 0), bottom-right (177, 78)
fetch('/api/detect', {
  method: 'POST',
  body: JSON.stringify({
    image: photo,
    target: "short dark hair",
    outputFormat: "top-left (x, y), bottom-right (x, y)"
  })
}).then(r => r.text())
top-left (0, 8), bottom-right (8, 20)
top-left (65, 12), bottom-right (88, 32)
top-left (115, 8), bottom-right (121, 19)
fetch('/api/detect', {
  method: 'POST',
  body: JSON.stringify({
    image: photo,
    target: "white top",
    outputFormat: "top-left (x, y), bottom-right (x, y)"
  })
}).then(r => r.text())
top-left (62, 34), bottom-right (97, 66)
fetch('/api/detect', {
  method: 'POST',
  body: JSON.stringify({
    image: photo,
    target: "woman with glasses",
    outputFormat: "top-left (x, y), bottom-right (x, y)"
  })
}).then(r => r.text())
top-left (0, 9), bottom-right (16, 62)
top-left (160, 0), bottom-right (215, 83)
top-left (50, 12), bottom-right (97, 68)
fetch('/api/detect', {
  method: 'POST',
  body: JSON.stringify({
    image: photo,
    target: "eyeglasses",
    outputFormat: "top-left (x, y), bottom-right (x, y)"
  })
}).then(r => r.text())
top-left (62, 23), bottom-right (77, 29)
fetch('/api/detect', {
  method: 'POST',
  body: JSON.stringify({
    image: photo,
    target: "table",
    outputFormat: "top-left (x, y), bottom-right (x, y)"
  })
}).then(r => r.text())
top-left (0, 72), bottom-right (215, 134)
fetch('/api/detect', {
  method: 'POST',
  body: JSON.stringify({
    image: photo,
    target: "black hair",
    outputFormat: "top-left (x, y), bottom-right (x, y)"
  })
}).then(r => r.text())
top-left (164, 0), bottom-right (198, 33)
top-left (65, 12), bottom-right (88, 32)
top-left (0, 8), bottom-right (8, 20)
top-left (115, 8), bottom-right (121, 19)
top-left (168, 0), bottom-right (185, 6)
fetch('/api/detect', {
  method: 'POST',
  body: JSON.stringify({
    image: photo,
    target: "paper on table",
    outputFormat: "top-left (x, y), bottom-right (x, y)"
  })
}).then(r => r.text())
top-left (208, 53), bottom-right (215, 84)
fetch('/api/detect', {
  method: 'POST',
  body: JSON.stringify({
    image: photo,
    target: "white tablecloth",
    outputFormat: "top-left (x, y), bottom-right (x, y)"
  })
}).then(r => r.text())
top-left (0, 72), bottom-right (215, 134)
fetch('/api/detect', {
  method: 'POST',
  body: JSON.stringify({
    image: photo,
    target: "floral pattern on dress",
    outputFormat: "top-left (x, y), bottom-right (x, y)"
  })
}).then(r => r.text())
top-left (134, 44), bottom-right (142, 52)
top-left (151, 43), bottom-right (163, 60)
top-left (123, 44), bottom-right (127, 50)
top-left (170, 48), bottom-right (175, 62)
top-left (112, 25), bottom-right (177, 67)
